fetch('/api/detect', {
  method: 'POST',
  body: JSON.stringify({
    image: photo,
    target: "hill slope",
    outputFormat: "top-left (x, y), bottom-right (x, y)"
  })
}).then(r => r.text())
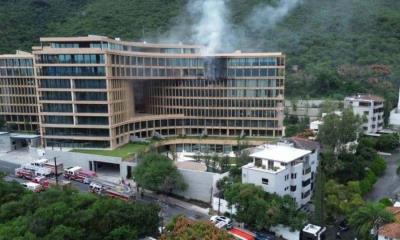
top-left (1, 0), bottom-right (399, 108)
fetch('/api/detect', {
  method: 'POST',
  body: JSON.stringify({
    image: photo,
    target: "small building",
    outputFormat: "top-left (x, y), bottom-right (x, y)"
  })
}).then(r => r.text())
top-left (389, 88), bottom-right (400, 129)
top-left (242, 141), bottom-right (318, 207)
top-left (309, 120), bottom-right (323, 134)
top-left (344, 94), bottom-right (384, 134)
top-left (378, 207), bottom-right (400, 240)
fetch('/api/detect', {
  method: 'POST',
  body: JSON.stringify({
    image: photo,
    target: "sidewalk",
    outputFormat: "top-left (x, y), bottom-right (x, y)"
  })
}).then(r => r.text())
top-left (144, 190), bottom-right (210, 216)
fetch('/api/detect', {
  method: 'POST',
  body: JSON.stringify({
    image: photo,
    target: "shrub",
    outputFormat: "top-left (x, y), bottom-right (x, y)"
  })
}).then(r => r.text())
top-left (370, 156), bottom-right (387, 176)
top-left (379, 198), bottom-right (393, 207)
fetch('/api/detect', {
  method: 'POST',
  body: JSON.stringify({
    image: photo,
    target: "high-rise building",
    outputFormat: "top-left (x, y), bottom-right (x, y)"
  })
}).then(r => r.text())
top-left (0, 51), bottom-right (38, 132)
top-left (1, 35), bottom-right (285, 149)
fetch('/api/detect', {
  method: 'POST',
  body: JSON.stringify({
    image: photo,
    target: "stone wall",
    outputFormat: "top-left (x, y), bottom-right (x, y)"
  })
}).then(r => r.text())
top-left (0, 133), bottom-right (11, 152)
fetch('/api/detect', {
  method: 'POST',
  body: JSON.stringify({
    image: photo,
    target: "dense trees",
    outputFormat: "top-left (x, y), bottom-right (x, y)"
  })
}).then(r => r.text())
top-left (317, 109), bottom-right (361, 151)
top-left (0, 176), bottom-right (160, 240)
top-left (223, 183), bottom-right (306, 231)
top-left (133, 153), bottom-right (187, 193)
top-left (161, 215), bottom-right (233, 240)
top-left (349, 203), bottom-right (394, 239)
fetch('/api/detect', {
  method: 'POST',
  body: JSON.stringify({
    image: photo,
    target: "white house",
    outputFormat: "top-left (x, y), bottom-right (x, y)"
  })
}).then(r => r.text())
top-left (389, 88), bottom-right (400, 129)
top-left (344, 94), bottom-right (384, 134)
top-left (242, 140), bottom-right (319, 207)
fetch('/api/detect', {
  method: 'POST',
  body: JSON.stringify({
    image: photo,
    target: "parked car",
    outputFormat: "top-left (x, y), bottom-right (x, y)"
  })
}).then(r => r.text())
top-left (210, 215), bottom-right (232, 224)
top-left (210, 215), bottom-right (233, 229)
top-left (255, 231), bottom-right (276, 240)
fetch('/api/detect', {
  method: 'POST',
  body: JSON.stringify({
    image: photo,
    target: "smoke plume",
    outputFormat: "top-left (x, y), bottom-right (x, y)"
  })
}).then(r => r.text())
top-left (246, 0), bottom-right (303, 31)
top-left (163, 0), bottom-right (303, 53)
top-left (189, 0), bottom-right (232, 54)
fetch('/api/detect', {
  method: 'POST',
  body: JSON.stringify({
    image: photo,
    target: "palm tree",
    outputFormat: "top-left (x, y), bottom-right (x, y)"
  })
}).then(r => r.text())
top-left (349, 202), bottom-right (395, 239)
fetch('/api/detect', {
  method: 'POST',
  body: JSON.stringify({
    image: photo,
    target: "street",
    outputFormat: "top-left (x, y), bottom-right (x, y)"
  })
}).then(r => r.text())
top-left (0, 159), bottom-right (208, 224)
top-left (365, 149), bottom-right (400, 201)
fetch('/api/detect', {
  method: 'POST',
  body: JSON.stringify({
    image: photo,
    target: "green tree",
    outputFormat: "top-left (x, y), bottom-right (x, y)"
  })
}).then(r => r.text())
top-left (317, 109), bottom-right (361, 151)
top-left (133, 153), bottom-right (187, 193)
top-left (312, 163), bottom-right (326, 225)
top-left (0, 178), bottom-right (160, 239)
top-left (375, 133), bottom-right (399, 152)
top-left (161, 215), bottom-right (233, 240)
top-left (219, 155), bottom-right (230, 173)
top-left (349, 202), bottom-right (395, 239)
top-left (224, 183), bottom-right (305, 231)
top-left (235, 150), bottom-right (252, 167)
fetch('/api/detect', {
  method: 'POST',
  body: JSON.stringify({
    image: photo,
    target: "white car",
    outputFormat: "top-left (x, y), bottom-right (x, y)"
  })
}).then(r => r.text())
top-left (210, 215), bottom-right (232, 224)
top-left (210, 215), bottom-right (233, 229)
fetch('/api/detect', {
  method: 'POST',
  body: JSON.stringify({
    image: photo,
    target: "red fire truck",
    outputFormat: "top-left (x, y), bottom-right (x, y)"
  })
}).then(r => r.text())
top-left (15, 168), bottom-right (35, 180)
top-left (32, 176), bottom-right (71, 190)
top-left (64, 166), bottom-right (96, 184)
top-left (89, 181), bottom-right (135, 202)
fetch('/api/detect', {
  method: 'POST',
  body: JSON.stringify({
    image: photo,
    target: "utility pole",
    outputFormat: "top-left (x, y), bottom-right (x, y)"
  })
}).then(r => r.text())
top-left (54, 157), bottom-right (59, 186)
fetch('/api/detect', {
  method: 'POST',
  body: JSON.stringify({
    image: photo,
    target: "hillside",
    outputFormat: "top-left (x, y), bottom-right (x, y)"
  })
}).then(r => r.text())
top-left (1, 0), bottom-right (399, 110)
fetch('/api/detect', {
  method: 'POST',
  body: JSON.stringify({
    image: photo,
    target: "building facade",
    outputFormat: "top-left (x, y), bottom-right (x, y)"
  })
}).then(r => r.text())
top-left (0, 51), bottom-right (38, 132)
top-left (344, 94), bottom-right (384, 134)
top-left (242, 140), bottom-right (319, 207)
top-left (0, 35), bottom-right (285, 149)
top-left (389, 88), bottom-right (400, 129)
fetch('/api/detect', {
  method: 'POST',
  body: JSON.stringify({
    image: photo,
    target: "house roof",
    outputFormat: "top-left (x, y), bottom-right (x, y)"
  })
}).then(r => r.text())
top-left (175, 161), bottom-right (207, 172)
top-left (379, 207), bottom-right (400, 238)
top-left (345, 94), bottom-right (384, 102)
top-left (249, 145), bottom-right (311, 163)
top-left (287, 137), bottom-right (320, 151)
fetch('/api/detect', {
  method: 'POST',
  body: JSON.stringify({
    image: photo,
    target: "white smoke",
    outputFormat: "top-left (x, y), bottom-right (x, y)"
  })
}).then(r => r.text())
top-left (246, 0), bottom-right (303, 31)
top-left (188, 0), bottom-right (232, 54)
top-left (162, 0), bottom-right (303, 53)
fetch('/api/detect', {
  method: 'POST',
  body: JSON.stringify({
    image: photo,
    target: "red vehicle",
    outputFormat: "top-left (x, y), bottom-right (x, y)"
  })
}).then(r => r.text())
top-left (104, 188), bottom-right (135, 202)
top-left (26, 159), bottom-right (64, 176)
top-left (229, 228), bottom-right (256, 240)
top-left (89, 182), bottom-right (135, 202)
top-left (64, 166), bottom-right (96, 184)
top-left (15, 168), bottom-right (35, 180)
top-left (32, 176), bottom-right (71, 190)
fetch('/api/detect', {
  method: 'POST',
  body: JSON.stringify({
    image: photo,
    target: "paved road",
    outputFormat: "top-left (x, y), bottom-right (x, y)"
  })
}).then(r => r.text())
top-left (0, 159), bottom-right (208, 224)
top-left (0, 160), bottom-right (19, 175)
top-left (365, 150), bottom-right (400, 201)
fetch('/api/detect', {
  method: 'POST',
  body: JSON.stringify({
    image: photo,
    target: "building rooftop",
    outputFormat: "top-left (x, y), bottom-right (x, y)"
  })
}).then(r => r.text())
top-left (250, 145), bottom-right (311, 163)
top-left (345, 94), bottom-right (384, 102)
top-left (379, 207), bottom-right (400, 238)
top-left (175, 161), bottom-right (207, 172)
top-left (303, 224), bottom-right (324, 236)
top-left (0, 50), bottom-right (33, 58)
top-left (286, 137), bottom-right (320, 151)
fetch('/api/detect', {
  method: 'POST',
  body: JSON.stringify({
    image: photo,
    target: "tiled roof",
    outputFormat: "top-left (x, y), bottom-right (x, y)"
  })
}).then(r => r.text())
top-left (378, 207), bottom-right (400, 238)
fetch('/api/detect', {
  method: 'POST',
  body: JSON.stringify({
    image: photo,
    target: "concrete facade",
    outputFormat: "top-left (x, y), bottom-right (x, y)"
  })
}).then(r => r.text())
top-left (0, 132), bottom-right (12, 152)
top-left (17, 35), bottom-right (284, 149)
top-left (242, 141), bottom-right (318, 207)
top-left (0, 51), bottom-right (39, 132)
top-left (344, 94), bottom-right (384, 134)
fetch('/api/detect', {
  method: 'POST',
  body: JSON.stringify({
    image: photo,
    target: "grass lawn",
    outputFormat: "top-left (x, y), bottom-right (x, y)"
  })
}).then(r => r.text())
top-left (71, 143), bottom-right (149, 159)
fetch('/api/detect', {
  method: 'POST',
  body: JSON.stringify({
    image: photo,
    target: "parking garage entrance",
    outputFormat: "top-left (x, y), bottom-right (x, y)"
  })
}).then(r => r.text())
top-left (10, 133), bottom-right (40, 151)
top-left (90, 161), bottom-right (121, 182)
